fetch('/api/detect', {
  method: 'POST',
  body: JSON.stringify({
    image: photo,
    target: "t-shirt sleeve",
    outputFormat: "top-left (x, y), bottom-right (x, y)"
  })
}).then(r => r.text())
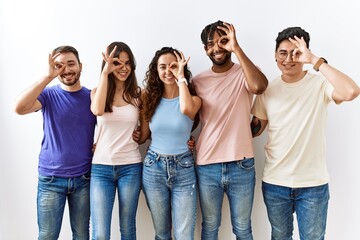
top-left (323, 79), bottom-right (335, 103)
top-left (251, 94), bottom-right (268, 120)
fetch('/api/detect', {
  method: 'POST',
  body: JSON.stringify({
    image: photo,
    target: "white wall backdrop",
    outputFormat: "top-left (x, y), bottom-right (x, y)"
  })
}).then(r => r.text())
top-left (1, 0), bottom-right (359, 239)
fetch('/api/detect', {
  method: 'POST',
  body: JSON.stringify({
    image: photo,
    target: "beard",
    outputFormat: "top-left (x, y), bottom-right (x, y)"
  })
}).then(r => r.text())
top-left (58, 71), bottom-right (81, 86)
top-left (209, 51), bottom-right (232, 66)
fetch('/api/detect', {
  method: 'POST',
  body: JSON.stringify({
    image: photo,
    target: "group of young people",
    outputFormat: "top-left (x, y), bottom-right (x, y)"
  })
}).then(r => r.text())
top-left (13, 20), bottom-right (359, 240)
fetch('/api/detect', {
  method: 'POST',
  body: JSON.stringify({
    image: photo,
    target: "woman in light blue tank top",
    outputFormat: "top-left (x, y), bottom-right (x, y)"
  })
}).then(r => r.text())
top-left (139, 47), bottom-right (202, 240)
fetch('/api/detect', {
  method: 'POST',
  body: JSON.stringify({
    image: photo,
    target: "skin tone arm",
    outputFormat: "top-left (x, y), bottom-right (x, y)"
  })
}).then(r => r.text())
top-left (170, 51), bottom-right (202, 120)
top-left (251, 116), bottom-right (268, 137)
top-left (13, 53), bottom-right (66, 115)
top-left (136, 90), bottom-right (151, 145)
top-left (218, 22), bottom-right (268, 95)
top-left (91, 46), bottom-right (122, 115)
top-left (290, 36), bottom-right (360, 103)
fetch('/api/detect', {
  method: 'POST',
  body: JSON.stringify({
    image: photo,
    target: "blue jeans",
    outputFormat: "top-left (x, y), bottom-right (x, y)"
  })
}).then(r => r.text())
top-left (262, 182), bottom-right (330, 240)
top-left (142, 150), bottom-right (197, 240)
top-left (196, 158), bottom-right (255, 240)
top-left (90, 163), bottom-right (142, 240)
top-left (37, 172), bottom-right (90, 240)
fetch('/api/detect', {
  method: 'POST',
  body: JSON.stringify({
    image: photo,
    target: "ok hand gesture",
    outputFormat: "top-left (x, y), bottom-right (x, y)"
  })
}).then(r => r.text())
top-left (47, 52), bottom-right (65, 79)
top-left (101, 46), bottom-right (122, 75)
top-left (169, 51), bottom-right (190, 79)
top-left (216, 22), bottom-right (240, 53)
top-left (289, 36), bottom-right (315, 64)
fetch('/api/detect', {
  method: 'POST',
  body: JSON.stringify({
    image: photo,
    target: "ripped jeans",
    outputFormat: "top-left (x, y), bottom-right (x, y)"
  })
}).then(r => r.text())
top-left (142, 149), bottom-right (197, 240)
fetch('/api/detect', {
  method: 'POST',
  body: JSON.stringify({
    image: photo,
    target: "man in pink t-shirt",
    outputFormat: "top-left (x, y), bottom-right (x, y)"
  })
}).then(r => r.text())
top-left (192, 20), bottom-right (268, 240)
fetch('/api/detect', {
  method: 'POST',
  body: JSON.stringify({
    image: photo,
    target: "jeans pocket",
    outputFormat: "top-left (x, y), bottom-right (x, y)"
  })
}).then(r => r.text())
top-left (178, 155), bottom-right (195, 168)
top-left (238, 157), bottom-right (255, 170)
top-left (144, 154), bottom-right (156, 167)
top-left (38, 175), bottom-right (54, 183)
top-left (81, 171), bottom-right (91, 180)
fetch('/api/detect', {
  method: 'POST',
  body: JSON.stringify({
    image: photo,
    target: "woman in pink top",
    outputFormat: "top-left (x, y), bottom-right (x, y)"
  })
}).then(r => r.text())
top-left (90, 42), bottom-right (142, 240)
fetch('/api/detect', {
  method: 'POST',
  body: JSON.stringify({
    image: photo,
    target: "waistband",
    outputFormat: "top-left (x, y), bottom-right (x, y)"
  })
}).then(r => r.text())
top-left (147, 149), bottom-right (193, 161)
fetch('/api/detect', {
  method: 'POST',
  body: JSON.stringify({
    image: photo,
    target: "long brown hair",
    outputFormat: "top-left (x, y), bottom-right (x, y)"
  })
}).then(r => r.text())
top-left (102, 42), bottom-right (141, 112)
top-left (142, 47), bottom-right (196, 122)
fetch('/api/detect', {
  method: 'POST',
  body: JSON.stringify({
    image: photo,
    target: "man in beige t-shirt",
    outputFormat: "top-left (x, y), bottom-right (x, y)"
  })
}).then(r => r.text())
top-left (193, 20), bottom-right (268, 240)
top-left (251, 27), bottom-right (359, 240)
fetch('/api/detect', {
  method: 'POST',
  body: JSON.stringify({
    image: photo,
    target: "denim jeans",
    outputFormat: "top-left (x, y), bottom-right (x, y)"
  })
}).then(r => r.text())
top-left (37, 172), bottom-right (90, 240)
top-left (142, 150), bottom-right (197, 240)
top-left (262, 182), bottom-right (330, 240)
top-left (196, 158), bottom-right (255, 240)
top-left (90, 163), bottom-right (142, 240)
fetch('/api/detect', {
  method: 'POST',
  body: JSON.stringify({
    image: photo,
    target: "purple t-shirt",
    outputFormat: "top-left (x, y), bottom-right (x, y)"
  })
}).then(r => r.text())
top-left (37, 84), bottom-right (96, 177)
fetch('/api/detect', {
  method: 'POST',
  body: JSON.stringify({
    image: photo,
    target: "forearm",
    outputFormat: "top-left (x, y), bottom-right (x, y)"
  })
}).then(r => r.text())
top-left (317, 62), bottom-right (360, 101)
top-left (178, 83), bottom-right (200, 119)
top-left (234, 47), bottom-right (268, 94)
top-left (13, 75), bottom-right (53, 114)
top-left (91, 73), bottom-right (109, 115)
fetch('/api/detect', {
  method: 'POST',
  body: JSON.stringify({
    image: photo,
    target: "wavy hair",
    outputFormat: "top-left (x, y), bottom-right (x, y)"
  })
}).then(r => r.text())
top-left (142, 47), bottom-right (196, 122)
top-left (102, 42), bottom-right (141, 112)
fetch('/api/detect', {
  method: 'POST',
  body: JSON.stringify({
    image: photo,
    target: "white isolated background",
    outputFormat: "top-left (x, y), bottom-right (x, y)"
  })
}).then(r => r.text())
top-left (1, 0), bottom-right (359, 239)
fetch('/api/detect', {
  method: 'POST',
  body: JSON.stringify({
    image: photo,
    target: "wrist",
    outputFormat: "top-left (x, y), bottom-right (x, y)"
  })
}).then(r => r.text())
top-left (175, 77), bottom-right (188, 86)
top-left (313, 57), bottom-right (328, 72)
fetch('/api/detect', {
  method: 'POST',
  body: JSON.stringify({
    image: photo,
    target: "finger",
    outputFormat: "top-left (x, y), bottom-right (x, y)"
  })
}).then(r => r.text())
top-left (109, 45), bottom-right (117, 58)
top-left (180, 51), bottom-right (185, 61)
top-left (54, 62), bottom-right (64, 70)
top-left (101, 52), bottom-right (107, 62)
top-left (173, 51), bottom-right (181, 62)
top-left (185, 56), bottom-right (190, 65)
top-left (169, 61), bottom-right (178, 68)
top-left (217, 25), bottom-right (230, 34)
top-left (288, 37), bottom-right (299, 46)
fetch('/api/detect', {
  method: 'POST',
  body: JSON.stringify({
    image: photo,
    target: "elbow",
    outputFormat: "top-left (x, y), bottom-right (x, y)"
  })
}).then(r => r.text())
top-left (13, 103), bottom-right (27, 115)
top-left (345, 87), bottom-right (360, 101)
top-left (180, 106), bottom-right (192, 117)
top-left (251, 81), bottom-right (268, 95)
top-left (90, 105), bottom-right (104, 116)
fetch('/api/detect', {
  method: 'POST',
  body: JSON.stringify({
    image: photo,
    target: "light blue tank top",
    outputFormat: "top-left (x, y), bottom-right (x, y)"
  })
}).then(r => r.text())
top-left (149, 96), bottom-right (194, 155)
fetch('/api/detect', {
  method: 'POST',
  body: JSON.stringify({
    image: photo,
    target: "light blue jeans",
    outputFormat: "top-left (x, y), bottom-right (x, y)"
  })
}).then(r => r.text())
top-left (90, 163), bottom-right (142, 240)
top-left (37, 172), bottom-right (90, 240)
top-left (142, 150), bottom-right (197, 240)
top-left (196, 158), bottom-right (255, 240)
top-left (262, 182), bottom-right (329, 240)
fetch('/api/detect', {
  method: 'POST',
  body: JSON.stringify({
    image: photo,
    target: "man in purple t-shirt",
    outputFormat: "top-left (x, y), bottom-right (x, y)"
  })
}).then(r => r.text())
top-left (13, 46), bottom-right (96, 240)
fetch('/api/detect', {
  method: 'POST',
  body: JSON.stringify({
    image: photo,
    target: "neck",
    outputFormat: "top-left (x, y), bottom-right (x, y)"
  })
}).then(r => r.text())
top-left (212, 60), bottom-right (234, 73)
top-left (60, 82), bottom-right (82, 92)
top-left (163, 85), bottom-right (179, 99)
top-left (281, 70), bottom-right (307, 83)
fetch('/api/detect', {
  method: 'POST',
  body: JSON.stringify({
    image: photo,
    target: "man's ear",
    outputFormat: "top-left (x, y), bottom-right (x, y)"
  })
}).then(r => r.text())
top-left (204, 45), bottom-right (208, 51)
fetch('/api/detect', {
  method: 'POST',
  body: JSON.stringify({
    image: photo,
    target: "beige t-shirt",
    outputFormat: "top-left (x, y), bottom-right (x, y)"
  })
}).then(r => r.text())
top-left (92, 104), bottom-right (141, 165)
top-left (252, 71), bottom-right (334, 188)
top-left (193, 64), bottom-right (254, 165)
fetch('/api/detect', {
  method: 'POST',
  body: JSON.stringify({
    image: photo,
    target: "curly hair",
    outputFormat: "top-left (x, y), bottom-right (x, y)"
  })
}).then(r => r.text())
top-left (142, 47), bottom-right (197, 122)
top-left (200, 20), bottom-right (227, 46)
top-left (101, 42), bottom-right (141, 112)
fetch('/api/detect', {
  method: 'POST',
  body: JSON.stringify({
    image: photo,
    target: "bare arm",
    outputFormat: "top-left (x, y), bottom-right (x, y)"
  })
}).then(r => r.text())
top-left (290, 36), bottom-right (360, 103)
top-left (91, 46), bottom-right (122, 115)
top-left (251, 116), bottom-right (268, 137)
top-left (13, 53), bottom-right (65, 115)
top-left (317, 63), bottom-right (359, 103)
top-left (170, 51), bottom-right (202, 120)
top-left (217, 22), bottom-right (268, 95)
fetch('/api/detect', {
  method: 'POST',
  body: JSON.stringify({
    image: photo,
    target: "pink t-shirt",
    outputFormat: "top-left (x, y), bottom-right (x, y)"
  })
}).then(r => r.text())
top-left (193, 63), bottom-right (254, 165)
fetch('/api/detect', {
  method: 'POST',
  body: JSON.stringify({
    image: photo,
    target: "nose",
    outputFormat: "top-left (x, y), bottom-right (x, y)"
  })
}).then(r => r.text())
top-left (165, 65), bottom-right (172, 74)
top-left (284, 53), bottom-right (293, 62)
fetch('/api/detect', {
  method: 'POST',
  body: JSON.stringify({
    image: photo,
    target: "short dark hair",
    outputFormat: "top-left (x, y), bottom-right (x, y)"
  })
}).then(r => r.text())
top-left (200, 20), bottom-right (227, 45)
top-left (275, 27), bottom-right (310, 51)
top-left (52, 45), bottom-right (81, 64)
